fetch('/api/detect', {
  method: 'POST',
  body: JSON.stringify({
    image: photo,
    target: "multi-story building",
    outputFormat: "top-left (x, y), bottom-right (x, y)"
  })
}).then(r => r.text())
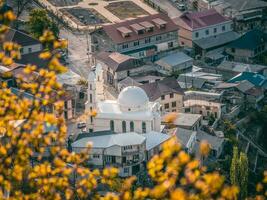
top-left (90, 14), bottom-right (179, 62)
top-left (173, 9), bottom-right (238, 57)
top-left (72, 130), bottom-right (170, 177)
top-left (183, 91), bottom-right (226, 119)
top-left (140, 77), bottom-right (184, 113)
top-left (209, 0), bottom-right (267, 32)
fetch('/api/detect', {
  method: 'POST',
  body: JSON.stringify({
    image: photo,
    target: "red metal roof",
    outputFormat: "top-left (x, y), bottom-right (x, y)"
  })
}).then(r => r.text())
top-left (102, 14), bottom-right (179, 44)
top-left (178, 9), bottom-right (231, 30)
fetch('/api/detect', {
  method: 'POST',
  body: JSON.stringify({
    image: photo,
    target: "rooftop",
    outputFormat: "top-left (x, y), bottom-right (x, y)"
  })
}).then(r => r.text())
top-left (221, 0), bottom-right (267, 11)
top-left (101, 13), bottom-right (178, 44)
top-left (141, 131), bottom-right (171, 150)
top-left (162, 113), bottom-right (202, 128)
top-left (228, 72), bottom-right (267, 87)
top-left (140, 77), bottom-right (184, 101)
top-left (95, 51), bottom-right (138, 72)
top-left (227, 29), bottom-right (267, 50)
top-left (217, 61), bottom-right (267, 73)
top-left (155, 52), bottom-right (193, 67)
top-left (194, 31), bottom-right (239, 50)
top-left (175, 9), bottom-right (231, 30)
top-left (72, 132), bottom-right (146, 149)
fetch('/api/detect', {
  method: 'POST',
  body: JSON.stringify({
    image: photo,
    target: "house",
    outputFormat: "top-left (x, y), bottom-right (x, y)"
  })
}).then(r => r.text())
top-left (94, 51), bottom-right (147, 87)
top-left (162, 113), bottom-right (203, 131)
top-left (173, 9), bottom-right (238, 57)
top-left (225, 29), bottom-right (267, 63)
top-left (117, 77), bottom-right (142, 92)
top-left (72, 130), bottom-right (170, 177)
top-left (177, 70), bottom-right (223, 89)
top-left (175, 128), bottom-right (225, 158)
top-left (216, 60), bottom-right (267, 80)
top-left (140, 77), bottom-right (184, 113)
top-left (228, 71), bottom-right (267, 89)
top-left (2, 28), bottom-right (48, 68)
top-left (209, 0), bottom-right (267, 32)
top-left (155, 52), bottom-right (193, 73)
top-left (90, 13), bottom-right (179, 62)
top-left (183, 91), bottom-right (225, 119)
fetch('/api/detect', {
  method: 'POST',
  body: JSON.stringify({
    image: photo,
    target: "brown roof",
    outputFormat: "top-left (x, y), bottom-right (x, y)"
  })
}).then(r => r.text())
top-left (174, 9), bottom-right (231, 30)
top-left (102, 13), bottom-right (179, 44)
top-left (95, 51), bottom-right (138, 72)
top-left (140, 77), bottom-right (184, 101)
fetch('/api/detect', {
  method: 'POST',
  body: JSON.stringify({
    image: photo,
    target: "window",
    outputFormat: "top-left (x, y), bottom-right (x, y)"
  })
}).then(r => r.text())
top-left (93, 154), bottom-right (100, 159)
top-left (89, 94), bottom-right (93, 103)
top-left (156, 35), bottom-right (162, 41)
top-left (122, 121), bottom-right (126, 133)
top-left (164, 103), bottom-right (169, 109)
top-left (168, 42), bottom-right (173, 48)
top-left (213, 28), bottom-right (217, 33)
top-left (139, 51), bottom-right (145, 57)
top-left (127, 70), bottom-right (130, 76)
top-left (142, 122), bottom-right (146, 133)
top-left (90, 116), bottom-right (93, 123)
top-left (172, 101), bottom-right (176, 107)
top-left (145, 38), bottom-right (151, 43)
top-left (123, 145), bottom-right (132, 150)
top-left (133, 154), bottom-right (139, 160)
top-left (20, 48), bottom-right (24, 54)
top-left (170, 93), bottom-right (174, 98)
top-left (134, 41), bottom-right (139, 46)
top-left (28, 48), bottom-right (32, 53)
top-left (161, 95), bottom-right (165, 100)
top-left (195, 32), bottom-right (199, 38)
top-left (222, 26), bottom-right (225, 31)
top-left (122, 44), bottom-right (128, 49)
top-left (124, 167), bottom-right (129, 173)
top-left (205, 29), bottom-right (209, 35)
top-left (79, 92), bottom-right (85, 99)
top-left (110, 120), bottom-right (114, 131)
top-left (130, 121), bottom-right (134, 132)
top-left (90, 84), bottom-right (92, 90)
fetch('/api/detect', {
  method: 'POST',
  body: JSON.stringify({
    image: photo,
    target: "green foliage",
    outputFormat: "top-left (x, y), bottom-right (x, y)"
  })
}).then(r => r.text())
top-left (230, 146), bottom-right (239, 186)
top-left (230, 147), bottom-right (249, 199)
top-left (239, 152), bottom-right (248, 200)
top-left (28, 9), bottom-right (59, 39)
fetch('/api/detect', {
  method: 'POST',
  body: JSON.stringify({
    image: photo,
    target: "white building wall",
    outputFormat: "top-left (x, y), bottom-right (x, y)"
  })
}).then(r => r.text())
top-left (192, 21), bottom-right (233, 41)
top-left (21, 44), bottom-right (42, 55)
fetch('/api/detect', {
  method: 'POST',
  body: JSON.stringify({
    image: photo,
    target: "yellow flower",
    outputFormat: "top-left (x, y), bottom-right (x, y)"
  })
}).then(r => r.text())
top-left (199, 140), bottom-right (211, 156)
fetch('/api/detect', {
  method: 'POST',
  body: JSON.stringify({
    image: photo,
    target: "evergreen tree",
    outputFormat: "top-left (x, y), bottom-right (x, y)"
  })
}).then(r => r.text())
top-left (230, 146), bottom-right (239, 186)
top-left (239, 152), bottom-right (248, 200)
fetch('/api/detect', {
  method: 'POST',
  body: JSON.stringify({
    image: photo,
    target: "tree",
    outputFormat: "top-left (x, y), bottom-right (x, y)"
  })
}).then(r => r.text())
top-left (230, 147), bottom-right (249, 199)
top-left (239, 152), bottom-right (248, 200)
top-left (0, 5), bottom-right (266, 200)
top-left (230, 146), bottom-right (239, 186)
top-left (28, 9), bottom-right (59, 39)
top-left (13, 0), bottom-right (32, 18)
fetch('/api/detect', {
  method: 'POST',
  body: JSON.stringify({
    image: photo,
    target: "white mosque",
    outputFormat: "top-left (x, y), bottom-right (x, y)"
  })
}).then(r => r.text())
top-left (86, 65), bottom-right (161, 134)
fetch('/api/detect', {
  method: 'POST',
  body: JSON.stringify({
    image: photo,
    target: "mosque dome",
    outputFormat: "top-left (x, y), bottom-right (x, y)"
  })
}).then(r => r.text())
top-left (118, 86), bottom-right (149, 111)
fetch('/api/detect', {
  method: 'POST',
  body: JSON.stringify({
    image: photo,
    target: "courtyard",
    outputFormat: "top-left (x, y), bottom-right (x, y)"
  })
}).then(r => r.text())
top-left (39, 0), bottom-right (158, 30)
top-left (105, 1), bottom-right (149, 19)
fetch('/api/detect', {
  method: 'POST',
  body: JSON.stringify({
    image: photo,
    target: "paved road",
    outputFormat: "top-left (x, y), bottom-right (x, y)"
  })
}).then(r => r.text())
top-left (60, 28), bottom-right (91, 79)
top-left (147, 0), bottom-right (183, 19)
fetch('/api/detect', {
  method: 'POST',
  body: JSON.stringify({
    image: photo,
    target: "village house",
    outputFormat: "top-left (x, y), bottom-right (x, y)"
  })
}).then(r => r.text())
top-left (225, 29), bottom-right (267, 63)
top-left (173, 9), bottom-right (238, 57)
top-left (72, 130), bottom-right (170, 177)
top-left (140, 77), bottom-right (184, 113)
top-left (90, 14), bottom-right (179, 62)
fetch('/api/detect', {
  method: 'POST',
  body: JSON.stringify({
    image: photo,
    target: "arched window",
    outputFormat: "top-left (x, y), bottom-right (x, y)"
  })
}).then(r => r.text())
top-left (110, 120), bottom-right (114, 131)
top-left (122, 121), bottom-right (126, 133)
top-left (142, 122), bottom-right (146, 133)
top-left (130, 121), bottom-right (134, 132)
